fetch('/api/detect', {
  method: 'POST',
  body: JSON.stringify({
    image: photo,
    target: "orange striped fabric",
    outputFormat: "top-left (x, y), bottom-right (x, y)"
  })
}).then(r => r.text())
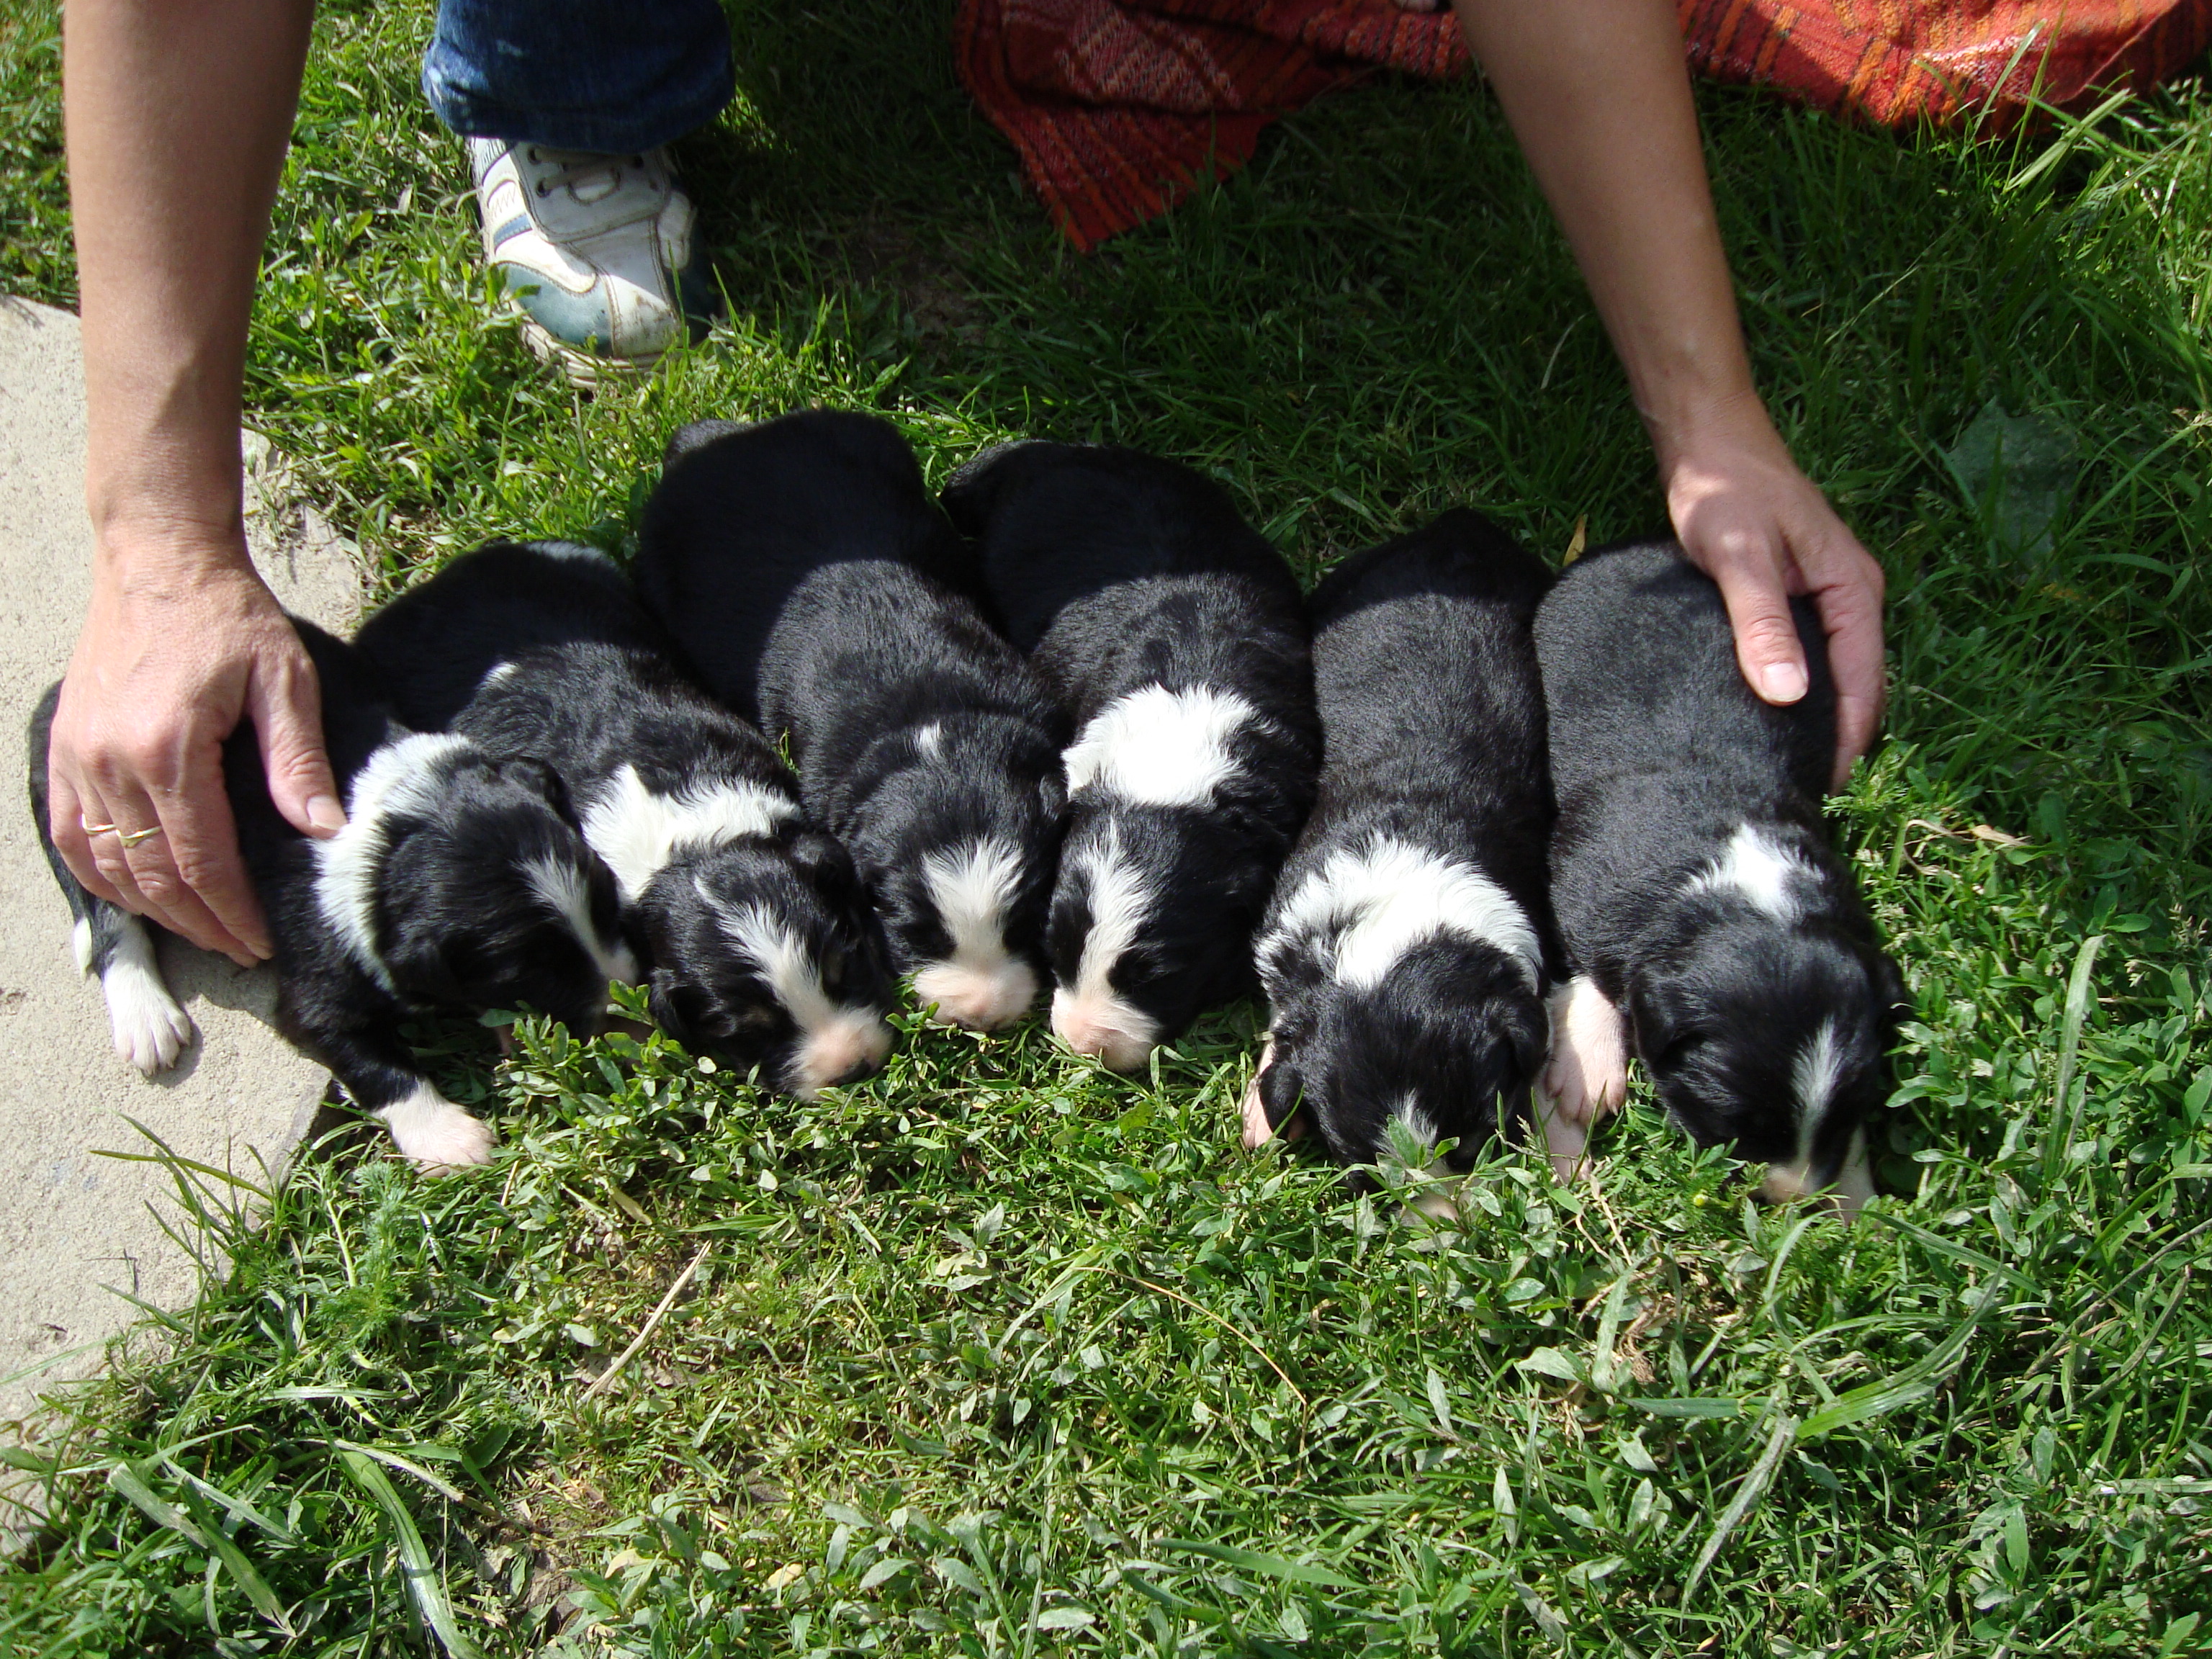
top-left (956, 0), bottom-right (2212, 249)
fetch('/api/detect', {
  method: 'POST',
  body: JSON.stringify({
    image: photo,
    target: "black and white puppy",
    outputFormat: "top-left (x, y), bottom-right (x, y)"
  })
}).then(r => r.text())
top-left (943, 441), bottom-right (1320, 1071)
top-left (635, 410), bottom-right (1068, 1032)
top-left (1533, 539), bottom-right (1902, 1210)
top-left (1244, 511), bottom-right (1561, 1187)
top-left (353, 539), bottom-right (896, 1097)
top-left (27, 621), bottom-right (634, 1170)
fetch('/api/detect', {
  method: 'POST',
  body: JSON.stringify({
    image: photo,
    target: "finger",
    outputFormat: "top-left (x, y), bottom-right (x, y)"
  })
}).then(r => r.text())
top-left (49, 767), bottom-right (128, 910)
top-left (1707, 544), bottom-right (1811, 706)
top-left (249, 640), bottom-right (344, 837)
top-left (1807, 553), bottom-right (1889, 791)
top-left (104, 793), bottom-right (261, 966)
top-left (145, 770), bottom-right (272, 963)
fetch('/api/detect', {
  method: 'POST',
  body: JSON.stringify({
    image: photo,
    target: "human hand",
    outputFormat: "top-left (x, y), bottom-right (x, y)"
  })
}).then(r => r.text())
top-left (1659, 406), bottom-right (1887, 791)
top-left (48, 525), bottom-right (343, 965)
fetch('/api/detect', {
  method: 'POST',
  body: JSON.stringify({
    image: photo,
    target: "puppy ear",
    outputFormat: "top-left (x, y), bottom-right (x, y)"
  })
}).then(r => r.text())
top-left (788, 830), bottom-right (858, 899)
top-left (1626, 978), bottom-right (1686, 1065)
top-left (1258, 1057), bottom-right (1307, 1134)
top-left (647, 966), bottom-right (696, 1046)
top-left (1036, 769), bottom-right (1068, 820)
top-left (379, 923), bottom-right (467, 1004)
top-left (500, 757), bottom-right (574, 823)
top-left (1873, 951), bottom-right (1909, 1021)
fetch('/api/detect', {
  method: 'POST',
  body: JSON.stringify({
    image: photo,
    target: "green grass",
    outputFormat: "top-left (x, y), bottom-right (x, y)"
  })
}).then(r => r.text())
top-left (4, 1), bottom-right (2210, 1653)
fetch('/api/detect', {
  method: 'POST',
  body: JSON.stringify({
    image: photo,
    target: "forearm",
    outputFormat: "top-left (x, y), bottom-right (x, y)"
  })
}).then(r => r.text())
top-left (64, 0), bottom-right (314, 565)
top-left (1449, 0), bottom-right (1761, 464)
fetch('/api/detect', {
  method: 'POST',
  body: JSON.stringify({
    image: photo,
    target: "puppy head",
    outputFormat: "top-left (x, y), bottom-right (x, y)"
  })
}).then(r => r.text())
top-left (1630, 917), bottom-right (1905, 1205)
top-left (642, 832), bottom-right (896, 1097)
top-left (1047, 804), bottom-right (1273, 1071)
top-left (1254, 932), bottom-right (1549, 1184)
top-left (372, 752), bottom-right (635, 1035)
top-left (862, 725), bottom-right (1063, 1031)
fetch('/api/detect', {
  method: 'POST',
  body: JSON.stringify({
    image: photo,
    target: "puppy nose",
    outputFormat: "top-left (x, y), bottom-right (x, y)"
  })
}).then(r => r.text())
top-left (791, 1011), bottom-right (896, 1098)
top-left (913, 958), bottom-right (1038, 1032)
top-left (1051, 989), bottom-right (1156, 1073)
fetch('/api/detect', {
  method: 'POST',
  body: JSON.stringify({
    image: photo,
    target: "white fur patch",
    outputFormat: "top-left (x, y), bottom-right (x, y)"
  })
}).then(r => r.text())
top-left (1539, 974), bottom-right (1627, 1182)
top-left (313, 732), bottom-right (475, 994)
top-left (914, 837), bottom-right (1033, 1029)
top-left (99, 915), bottom-right (194, 1074)
top-left (1761, 1020), bottom-right (1861, 1209)
top-left (706, 889), bottom-right (891, 1095)
top-left (480, 660), bottom-right (518, 689)
top-left (913, 721), bottom-right (945, 760)
top-left (1051, 824), bottom-right (1161, 1068)
top-left (579, 763), bottom-right (797, 903)
top-left (71, 917), bottom-right (93, 975)
top-left (1262, 836), bottom-right (1542, 994)
top-left (1062, 685), bottom-right (1261, 809)
top-left (379, 1081), bottom-right (498, 1172)
top-left (1391, 1092), bottom-right (1442, 1151)
top-left (1689, 823), bottom-right (1815, 921)
top-left (522, 853), bottom-right (638, 984)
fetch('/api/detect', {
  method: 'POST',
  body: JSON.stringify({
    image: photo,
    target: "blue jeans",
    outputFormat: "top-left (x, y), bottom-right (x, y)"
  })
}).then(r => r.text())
top-left (421, 0), bottom-right (735, 153)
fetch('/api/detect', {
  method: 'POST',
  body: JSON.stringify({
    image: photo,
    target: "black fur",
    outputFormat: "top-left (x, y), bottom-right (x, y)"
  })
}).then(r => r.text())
top-left (1534, 539), bottom-right (1903, 1192)
top-left (943, 439), bottom-right (1319, 1063)
top-left (635, 411), bottom-right (1069, 1026)
top-left (27, 620), bottom-right (626, 1167)
top-left (352, 539), bottom-right (896, 1094)
top-left (1252, 511), bottom-right (1561, 1177)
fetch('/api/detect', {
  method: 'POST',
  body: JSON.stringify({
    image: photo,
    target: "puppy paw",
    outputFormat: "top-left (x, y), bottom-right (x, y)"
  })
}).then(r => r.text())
top-left (1240, 1035), bottom-right (1277, 1150)
top-left (379, 1087), bottom-right (498, 1175)
top-left (101, 952), bottom-right (196, 1076)
top-left (1532, 1087), bottom-right (1592, 1184)
top-left (1542, 974), bottom-right (1628, 1126)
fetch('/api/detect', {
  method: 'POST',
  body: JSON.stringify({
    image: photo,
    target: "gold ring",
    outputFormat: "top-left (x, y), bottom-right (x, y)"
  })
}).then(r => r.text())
top-left (81, 821), bottom-right (118, 836)
top-left (117, 825), bottom-right (164, 850)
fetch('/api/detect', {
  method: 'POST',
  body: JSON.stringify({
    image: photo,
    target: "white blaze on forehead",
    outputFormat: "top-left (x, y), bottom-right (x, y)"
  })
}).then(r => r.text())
top-left (1762, 1020), bottom-right (1863, 1208)
top-left (1051, 824), bottom-right (1161, 1071)
top-left (916, 836), bottom-right (1036, 1030)
top-left (523, 853), bottom-right (639, 983)
top-left (1390, 1092), bottom-right (1443, 1151)
top-left (580, 763), bottom-right (798, 902)
top-left (706, 889), bottom-right (891, 1091)
top-left (1689, 822), bottom-right (1815, 921)
top-left (314, 731), bottom-right (475, 993)
top-left (1264, 835), bottom-right (1541, 994)
top-left (1061, 684), bottom-right (1262, 808)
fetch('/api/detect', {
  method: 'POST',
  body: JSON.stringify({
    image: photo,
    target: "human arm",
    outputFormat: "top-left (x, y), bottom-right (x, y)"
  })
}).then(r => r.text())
top-left (1447, 0), bottom-right (1885, 788)
top-left (55, 0), bottom-right (338, 963)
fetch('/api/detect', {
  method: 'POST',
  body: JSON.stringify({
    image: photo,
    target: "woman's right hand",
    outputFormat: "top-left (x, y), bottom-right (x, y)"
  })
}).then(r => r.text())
top-left (48, 523), bottom-right (343, 966)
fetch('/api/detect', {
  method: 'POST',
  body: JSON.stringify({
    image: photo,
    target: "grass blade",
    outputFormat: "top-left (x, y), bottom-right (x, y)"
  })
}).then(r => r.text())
top-left (336, 1447), bottom-right (482, 1659)
top-left (174, 1482), bottom-right (297, 1636)
top-left (1799, 1310), bottom-right (1986, 1439)
top-left (1682, 1413), bottom-right (1797, 1601)
top-left (1156, 1539), bottom-right (1360, 1590)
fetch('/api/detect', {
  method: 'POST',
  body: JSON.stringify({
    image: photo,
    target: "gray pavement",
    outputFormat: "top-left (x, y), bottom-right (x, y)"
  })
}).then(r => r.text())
top-left (0, 296), bottom-right (365, 1434)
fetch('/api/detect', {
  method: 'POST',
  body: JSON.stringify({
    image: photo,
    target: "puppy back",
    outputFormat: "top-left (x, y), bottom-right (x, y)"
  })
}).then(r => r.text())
top-left (1534, 539), bottom-right (1835, 804)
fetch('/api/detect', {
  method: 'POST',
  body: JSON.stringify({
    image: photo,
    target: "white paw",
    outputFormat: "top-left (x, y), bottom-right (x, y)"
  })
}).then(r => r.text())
top-left (379, 1085), bottom-right (498, 1174)
top-left (1532, 1086), bottom-right (1592, 1184)
top-left (1542, 974), bottom-right (1628, 1128)
top-left (1240, 1035), bottom-right (1277, 1150)
top-left (99, 925), bottom-right (196, 1075)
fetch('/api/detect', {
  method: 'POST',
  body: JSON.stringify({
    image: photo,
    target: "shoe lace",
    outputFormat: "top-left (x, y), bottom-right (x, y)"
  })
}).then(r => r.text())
top-left (526, 147), bottom-right (650, 204)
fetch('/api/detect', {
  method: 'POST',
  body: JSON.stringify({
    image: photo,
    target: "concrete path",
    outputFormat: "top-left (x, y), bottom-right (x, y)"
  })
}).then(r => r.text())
top-left (0, 296), bottom-right (364, 1432)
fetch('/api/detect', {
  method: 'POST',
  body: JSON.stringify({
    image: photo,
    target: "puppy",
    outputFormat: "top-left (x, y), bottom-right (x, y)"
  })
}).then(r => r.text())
top-left (1244, 511), bottom-right (1560, 1187)
top-left (27, 621), bottom-right (633, 1171)
top-left (943, 441), bottom-right (1319, 1071)
top-left (635, 410), bottom-right (1068, 1032)
top-left (354, 539), bottom-right (896, 1096)
top-left (1533, 539), bottom-right (1902, 1210)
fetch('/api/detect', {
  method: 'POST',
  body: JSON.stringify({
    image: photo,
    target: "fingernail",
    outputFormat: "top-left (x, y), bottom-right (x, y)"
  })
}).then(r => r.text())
top-left (1760, 662), bottom-right (1808, 703)
top-left (306, 795), bottom-right (347, 835)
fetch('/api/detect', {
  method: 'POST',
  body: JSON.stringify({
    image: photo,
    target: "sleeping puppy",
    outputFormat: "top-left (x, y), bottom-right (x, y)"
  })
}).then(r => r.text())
top-left (27, 621), bottom-right (634, 1171)
top-left (1244, 511), bottom-right (1561, 1187)
top-left (352, 540), bottom-right (896, 1096)
top-left (1533, 539), bottom-right (1903, 1211)
top-left (634, 410), bottom-right (1068, 1031)
top-left (943, 440), bottom-right (1319, 1071)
